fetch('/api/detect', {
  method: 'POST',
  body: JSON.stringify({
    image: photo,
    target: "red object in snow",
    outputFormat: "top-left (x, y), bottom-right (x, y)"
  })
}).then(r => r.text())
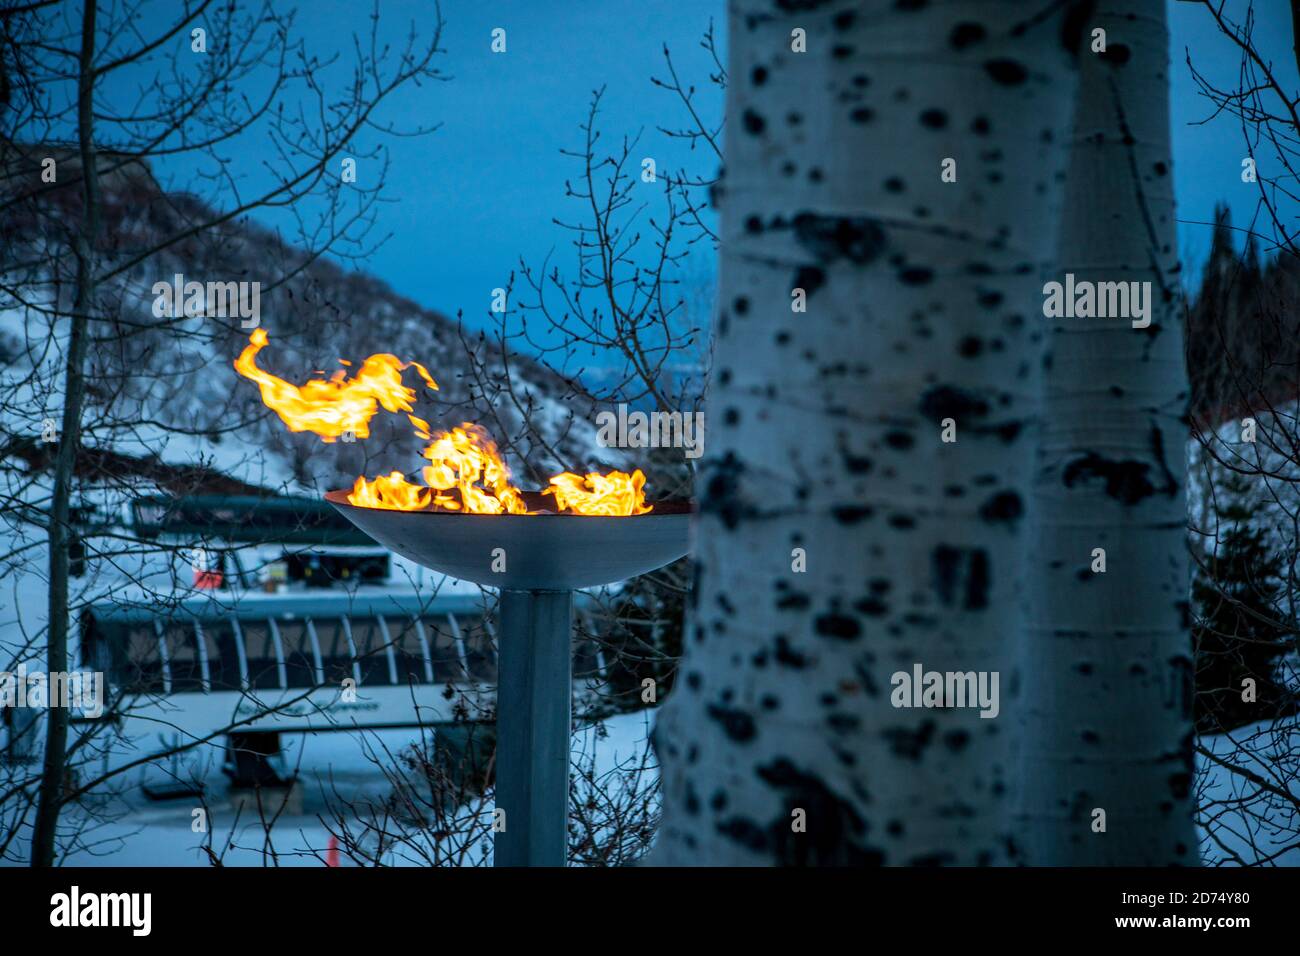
top-left (327, 836), bottom-right (339, 868)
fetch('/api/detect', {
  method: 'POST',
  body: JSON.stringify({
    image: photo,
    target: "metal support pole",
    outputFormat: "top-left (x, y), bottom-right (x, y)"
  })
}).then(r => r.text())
top-left (494, 588), bottom-right (572, 867)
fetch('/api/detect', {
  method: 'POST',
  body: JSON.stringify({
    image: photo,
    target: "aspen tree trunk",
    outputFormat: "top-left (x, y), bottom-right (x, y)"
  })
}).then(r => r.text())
top-left (653, 1), bottom-right (1084, 865)
top-left (1019, 0), bottom-right (1196, 864)
top-left (32, 0), bottom-right (99, 867)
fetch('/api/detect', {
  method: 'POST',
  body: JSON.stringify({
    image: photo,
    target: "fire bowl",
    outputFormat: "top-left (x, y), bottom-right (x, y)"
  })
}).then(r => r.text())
top-left (325, 490), bottom-right (694, 590)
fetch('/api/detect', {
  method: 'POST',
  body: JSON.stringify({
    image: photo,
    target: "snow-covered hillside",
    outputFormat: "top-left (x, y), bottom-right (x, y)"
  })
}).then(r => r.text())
top-left (0, 152), bottom-right (612, 505)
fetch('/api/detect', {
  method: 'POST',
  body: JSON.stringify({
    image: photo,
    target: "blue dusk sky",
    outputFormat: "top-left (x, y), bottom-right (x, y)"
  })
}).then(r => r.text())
top-left (129, 0), bottom-right (1294, 339)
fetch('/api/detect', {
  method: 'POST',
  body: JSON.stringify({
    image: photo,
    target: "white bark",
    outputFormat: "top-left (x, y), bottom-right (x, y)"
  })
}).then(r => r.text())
top-left (1019, 0), bottom-right (1197, 864)
top-left (654, 1), bottom-right (1083, 864)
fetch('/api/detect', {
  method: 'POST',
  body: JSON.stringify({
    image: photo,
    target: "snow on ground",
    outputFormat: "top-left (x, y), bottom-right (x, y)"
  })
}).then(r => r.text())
top-left (1197, 715), bottom-right (1300, 866)
top-left (1, 711), bottom-right (655, 867)
top-left (8, 707), bottom-right (1296, 867)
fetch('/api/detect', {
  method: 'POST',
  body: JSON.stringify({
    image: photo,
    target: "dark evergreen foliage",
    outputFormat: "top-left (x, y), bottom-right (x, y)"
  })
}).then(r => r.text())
top-left (1192, 469), bottom-right (1298, 733)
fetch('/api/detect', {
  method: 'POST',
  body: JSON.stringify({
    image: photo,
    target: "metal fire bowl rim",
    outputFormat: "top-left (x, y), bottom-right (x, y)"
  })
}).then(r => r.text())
top-left (322, 488), bottom-right (695, 519)
top-left (323, 489), bottom-right (695, 590)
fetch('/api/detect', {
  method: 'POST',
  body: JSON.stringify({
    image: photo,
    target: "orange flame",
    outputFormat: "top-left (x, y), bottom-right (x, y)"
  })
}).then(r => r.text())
top-left (239, 331), bottom-right (655, 516)
top-left (234, 329), bottom-right (437, 441)
top-left (348, 472), bottom-right (431, 511)
top-left (544, 469), bottom-right (652, 516)
top-left (414, 421), bottom-right (530, 515)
